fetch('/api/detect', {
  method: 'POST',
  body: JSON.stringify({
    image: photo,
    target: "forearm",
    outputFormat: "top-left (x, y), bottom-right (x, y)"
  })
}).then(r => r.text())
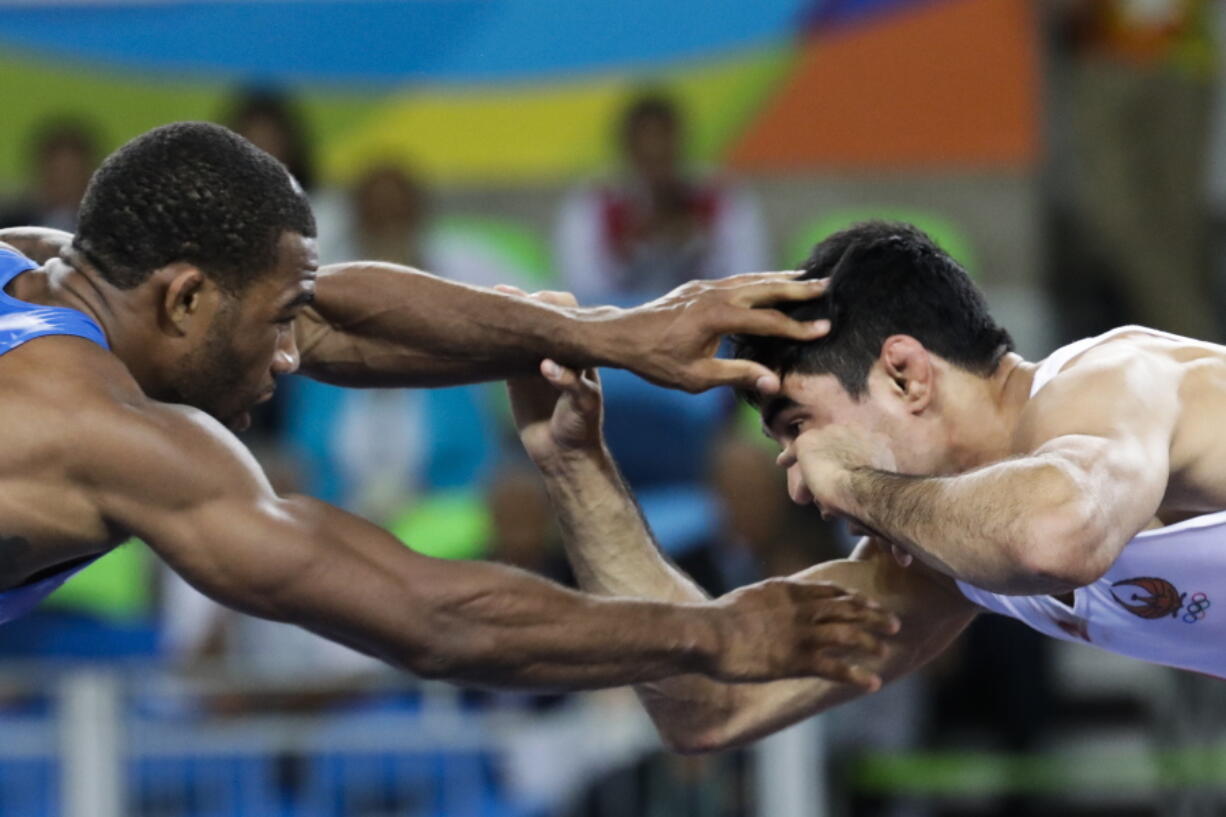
top-left (298, 262), bottom-right (623, 387)
top-left (844, 456), bottom-right (1098, 594)
top-left (537, 449), bottom-right (854, 749)
top-left (0, 226), bottom-right (72, 263)
top-left (255, 495), bottom-right (725, 691)
top-left (392, 558), bottom-right (725, 690)
top-left (538, 448), bottom-right (708, 603)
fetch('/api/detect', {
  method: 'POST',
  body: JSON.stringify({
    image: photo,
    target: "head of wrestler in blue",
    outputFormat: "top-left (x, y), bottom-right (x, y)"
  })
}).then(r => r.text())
top-left (72, 122), bottom-right (318, 432)
top-left (731, 221), bottom-right (1014, 512)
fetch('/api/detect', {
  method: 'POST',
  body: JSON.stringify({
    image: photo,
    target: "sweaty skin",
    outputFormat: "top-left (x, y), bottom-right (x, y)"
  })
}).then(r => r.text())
top-left (781, 329), bottom-right (1209, 595)
top-left (0, 228), bottom-right (883, 692)
top-left (513, 321), bottom-right (1226, 749)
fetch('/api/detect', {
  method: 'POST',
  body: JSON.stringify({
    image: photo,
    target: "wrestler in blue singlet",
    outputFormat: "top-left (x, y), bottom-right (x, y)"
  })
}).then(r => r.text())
top-left (0, 245), bottom-right (110, 625)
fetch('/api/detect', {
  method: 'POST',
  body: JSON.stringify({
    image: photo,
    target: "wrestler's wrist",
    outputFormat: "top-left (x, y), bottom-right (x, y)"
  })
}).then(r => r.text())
top-left (532, 441), bottom-right (613, 477)
top-left (660, 603), bottom-right (724, 676)
top-left (838, 466), bottom-right (874, 520)
top-left (567, 305), bottom-right (628, 370)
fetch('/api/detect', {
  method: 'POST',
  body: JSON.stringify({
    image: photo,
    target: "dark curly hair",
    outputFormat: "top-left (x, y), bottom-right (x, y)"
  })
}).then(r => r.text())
top-left (732, 220), bottom-right (1013, 402)
top-left (74, 121), bottom-right (316, 294)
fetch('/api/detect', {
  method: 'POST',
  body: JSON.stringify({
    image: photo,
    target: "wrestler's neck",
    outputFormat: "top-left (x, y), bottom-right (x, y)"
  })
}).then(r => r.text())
top-left (937, 352), bottom-right (1035, 472)
top-left (20, 254), bottom-right (168, 391)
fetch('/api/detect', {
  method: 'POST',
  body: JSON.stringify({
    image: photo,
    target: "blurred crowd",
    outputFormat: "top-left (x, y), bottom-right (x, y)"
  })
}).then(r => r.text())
top-left (1, 3), bottom-right (1225, 816)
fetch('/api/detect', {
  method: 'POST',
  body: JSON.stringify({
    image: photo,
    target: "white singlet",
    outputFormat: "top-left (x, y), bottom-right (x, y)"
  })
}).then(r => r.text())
top-left (956, 327), bottom-right (1226, 679)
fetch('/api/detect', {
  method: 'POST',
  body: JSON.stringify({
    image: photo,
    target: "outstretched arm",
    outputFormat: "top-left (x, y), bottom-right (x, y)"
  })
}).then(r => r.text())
top-left (295, 264), bottom-right (829, 392)
top-left (70, 364), bottom-right (879, 691)
top-left (788, 347), bottom-right (1178, 594)
top-left (0, 226), bottom-right (832, 393)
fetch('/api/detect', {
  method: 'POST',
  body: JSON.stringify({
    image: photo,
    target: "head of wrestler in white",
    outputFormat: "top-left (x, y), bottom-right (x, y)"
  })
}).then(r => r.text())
top-left (731, 221), bottom-right (1015, 530)
top-left (70, 122), bottom-right (318, 431)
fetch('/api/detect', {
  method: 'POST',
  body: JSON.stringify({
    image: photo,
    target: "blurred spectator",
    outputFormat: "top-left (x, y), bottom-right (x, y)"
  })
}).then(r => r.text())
top-left (555, 90), bottom-right (769, 303)
top-left (343, 162), bottom-right (428, 265)
top-left (0, 116), bottom-right (101, 232)
top-left (221, 87), bottom-right (318, 194)
top-left (1049, 0), bottom-right (1219, 340)
top-left (281, 161), bottom-right (509, 536)
top-left (485, 466), bottom-right (573, 586)
top-left (710, 432), bottom-right (844, 574)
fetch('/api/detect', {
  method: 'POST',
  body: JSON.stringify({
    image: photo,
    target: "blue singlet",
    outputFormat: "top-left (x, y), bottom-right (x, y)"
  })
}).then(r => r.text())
top-left (0, 246), bottom-right (109, 625)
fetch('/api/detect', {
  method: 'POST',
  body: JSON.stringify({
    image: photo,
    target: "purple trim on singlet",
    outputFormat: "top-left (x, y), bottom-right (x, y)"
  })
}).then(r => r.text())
top-left (0, 558), bottom-right (98, 626)
top-left (0, 247), bottom-right (108, 625)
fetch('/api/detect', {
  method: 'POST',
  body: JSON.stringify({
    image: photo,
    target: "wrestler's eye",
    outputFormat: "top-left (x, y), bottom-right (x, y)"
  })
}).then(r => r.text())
top-left (784, 419), bottom-right (805, 440)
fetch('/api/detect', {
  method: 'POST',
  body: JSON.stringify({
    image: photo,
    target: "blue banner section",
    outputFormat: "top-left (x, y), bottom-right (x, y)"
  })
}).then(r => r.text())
top-left (0, 0), bottom-right (814, 84)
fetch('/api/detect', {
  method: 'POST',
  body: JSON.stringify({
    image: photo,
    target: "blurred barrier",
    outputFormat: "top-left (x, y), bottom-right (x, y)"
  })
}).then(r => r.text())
top-left (0, 665), bottom-right (824, 817)
top-left (58, 670), bottom-right (124, 817)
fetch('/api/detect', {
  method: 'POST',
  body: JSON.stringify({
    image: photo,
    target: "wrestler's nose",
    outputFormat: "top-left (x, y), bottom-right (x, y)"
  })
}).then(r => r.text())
top-left (273, 331), bottom-right (301, 376)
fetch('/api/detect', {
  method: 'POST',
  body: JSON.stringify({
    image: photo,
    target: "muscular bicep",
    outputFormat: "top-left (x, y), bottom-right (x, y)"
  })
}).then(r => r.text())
top-left (1016, 348), bottom-right (1179, 546)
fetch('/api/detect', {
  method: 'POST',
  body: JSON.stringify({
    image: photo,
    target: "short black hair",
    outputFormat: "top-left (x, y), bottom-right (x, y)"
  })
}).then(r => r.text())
top-left (74, 121), bottom-right (316, 294)
top-left (732, 220), bottom-right (1013, 402)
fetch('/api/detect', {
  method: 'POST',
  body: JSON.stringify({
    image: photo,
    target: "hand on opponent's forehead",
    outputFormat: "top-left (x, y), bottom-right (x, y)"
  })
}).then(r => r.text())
top-left (604, 272), bottom-right (831, 394)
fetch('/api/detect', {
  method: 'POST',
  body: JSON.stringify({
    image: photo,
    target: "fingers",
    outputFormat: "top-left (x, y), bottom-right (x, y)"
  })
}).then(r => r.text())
top-left (494, 284), bottom-right (528, 297)
top-left (719, 306), bottom-right (831, 340)
top-left (531, 290), bottom-right (579, 308)
top-left (811, 603), bottom-right (901, 637)
top-left (688, 358), bottom-right (781, 394)
top-left (797, 591), bottom-right (901, 637)
top-left (723, 277), bottom-right (829, 309)
top-left (781, 580), bottom-right (902, 635)
top-left (541, 358), bottom-right (601, 413)
top-left (808, 656), bottom-right (882, 691)
top-left (714, 271), bottom-right (818, 288)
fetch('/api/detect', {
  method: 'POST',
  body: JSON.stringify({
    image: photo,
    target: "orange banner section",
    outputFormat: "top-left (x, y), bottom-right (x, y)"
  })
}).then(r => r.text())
top-left (729, 0), bottom-right (1040, 171)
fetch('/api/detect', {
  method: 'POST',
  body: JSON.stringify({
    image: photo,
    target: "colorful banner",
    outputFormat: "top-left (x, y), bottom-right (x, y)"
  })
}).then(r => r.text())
top-left (0, 0), bottom-right (1038, 186)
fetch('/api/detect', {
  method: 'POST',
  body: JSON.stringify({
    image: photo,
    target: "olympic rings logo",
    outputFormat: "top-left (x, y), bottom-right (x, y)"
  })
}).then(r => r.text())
top-left (1182, 592), bottom-right (1211, 624)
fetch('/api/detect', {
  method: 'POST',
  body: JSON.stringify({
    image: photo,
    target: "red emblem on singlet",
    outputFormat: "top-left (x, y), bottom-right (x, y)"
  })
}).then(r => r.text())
top-left (1110, 577), bottom-right (1185, 619)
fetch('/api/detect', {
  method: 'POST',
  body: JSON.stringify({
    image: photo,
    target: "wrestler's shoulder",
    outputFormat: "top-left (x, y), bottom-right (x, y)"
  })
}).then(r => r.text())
top-left (0, 336), bottom-right (150, 446)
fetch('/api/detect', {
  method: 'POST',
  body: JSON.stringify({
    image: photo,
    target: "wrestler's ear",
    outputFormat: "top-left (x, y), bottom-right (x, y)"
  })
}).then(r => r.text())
top-left (156, 263), bottom-right (219, 337)
top-left (880, 335), bottom-right (932, 414)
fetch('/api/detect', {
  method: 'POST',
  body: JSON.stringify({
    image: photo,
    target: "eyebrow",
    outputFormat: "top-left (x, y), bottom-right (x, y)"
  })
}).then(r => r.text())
top-left (283, 289), bottom-right (316, 310)
top-left (760, 396), bottom-right (799, 437)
